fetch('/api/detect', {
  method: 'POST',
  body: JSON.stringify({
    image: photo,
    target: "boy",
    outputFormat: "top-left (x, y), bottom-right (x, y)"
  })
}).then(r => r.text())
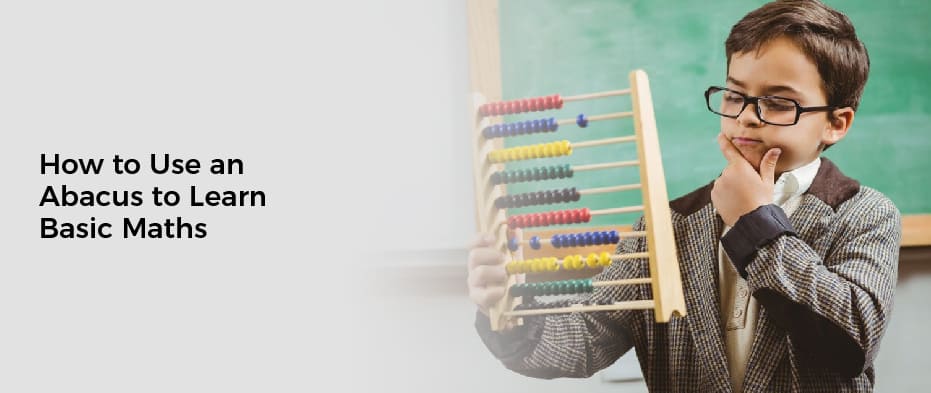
top-left (467, 1), bottom-right (901, 392)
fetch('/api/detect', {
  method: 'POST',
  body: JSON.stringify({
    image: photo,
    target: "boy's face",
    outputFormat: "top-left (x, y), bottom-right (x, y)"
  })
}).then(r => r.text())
top-left (723, 36), bottom-right (850, 175)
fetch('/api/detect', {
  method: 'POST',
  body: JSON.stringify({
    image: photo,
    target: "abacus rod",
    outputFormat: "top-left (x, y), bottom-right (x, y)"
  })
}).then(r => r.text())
top-left (611, 252), bottom-right (650, 260)
top-left (573, 160), bottom-right (640, 172)
top-left (594, 277), bottom-right (652, 287)
top-left (573, 136), bottom-right (637, 149)
top-left (555, 111), bottom-right (633, 126)
top-left (563, 89), bottom-right (632, 102)
top-left (578, 184), bottom-right (641, 196)
top-left (591, 206), bottom-right (644, 216)
top-left (521, 231), bottom-right (647, 245)
top-left (503, 299), bottom-right (655, 317)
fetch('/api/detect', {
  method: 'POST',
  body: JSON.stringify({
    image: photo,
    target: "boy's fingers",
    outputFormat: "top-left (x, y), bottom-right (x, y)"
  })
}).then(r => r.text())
top-left (468, 247), bottom-right (505, 269)
top-left (469, 232), bottom-right (496, 249)
top-left (477, 286), bottom-right (506, 309)
top-left (760, 148), bottom-right (782, 184)
top-left (717, 132), bottom-right (745, 164)
top-left (468, 264), bottom-right (508, 288)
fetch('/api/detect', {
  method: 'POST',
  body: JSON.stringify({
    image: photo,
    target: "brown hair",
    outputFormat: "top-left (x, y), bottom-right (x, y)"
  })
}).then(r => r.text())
top-left (725, 0), bottom-right (870, 111)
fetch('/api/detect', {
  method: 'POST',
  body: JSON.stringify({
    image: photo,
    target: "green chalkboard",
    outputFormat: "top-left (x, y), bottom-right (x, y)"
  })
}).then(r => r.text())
top-left (498, 0), bottom-right (931, 226)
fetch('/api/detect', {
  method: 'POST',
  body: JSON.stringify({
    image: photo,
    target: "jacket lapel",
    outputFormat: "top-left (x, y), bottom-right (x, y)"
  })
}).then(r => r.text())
top-left (676, 205), bottom-right (733, 393)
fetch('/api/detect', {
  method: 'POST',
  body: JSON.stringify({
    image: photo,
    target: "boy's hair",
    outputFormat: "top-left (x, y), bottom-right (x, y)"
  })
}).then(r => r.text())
top-left (725, 0), bottom-right (870, 111)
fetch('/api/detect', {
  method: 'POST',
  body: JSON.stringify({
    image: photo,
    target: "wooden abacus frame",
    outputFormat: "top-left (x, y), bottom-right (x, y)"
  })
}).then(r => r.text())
top-left (467, 0), bottom-right (686, 331)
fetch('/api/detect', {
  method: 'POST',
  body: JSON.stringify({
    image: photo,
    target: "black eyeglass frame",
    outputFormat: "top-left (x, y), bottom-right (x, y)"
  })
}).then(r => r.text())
top-left (704, 86), bottom-right (837, 126)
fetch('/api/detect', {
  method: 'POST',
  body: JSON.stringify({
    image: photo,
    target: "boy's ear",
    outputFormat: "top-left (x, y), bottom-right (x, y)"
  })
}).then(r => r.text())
top-left (823, 107), bottom-right (855, 145)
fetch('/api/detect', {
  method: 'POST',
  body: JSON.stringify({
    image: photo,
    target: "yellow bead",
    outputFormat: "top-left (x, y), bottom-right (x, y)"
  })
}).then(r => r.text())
top-left (587, 253), bottom-right (600, 268)
top-left (562, 140), bottom-right (572, 156)
top-left (600, 252), bottom-right (612, 267)
top-left (547, 258), bottom-right (558, 271)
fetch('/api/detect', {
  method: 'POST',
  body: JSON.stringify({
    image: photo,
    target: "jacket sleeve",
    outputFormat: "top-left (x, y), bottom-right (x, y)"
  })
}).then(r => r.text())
top-left (473, 218), bottom-right (650, 379)
top-left (721, 191), bottom-right (901, 378)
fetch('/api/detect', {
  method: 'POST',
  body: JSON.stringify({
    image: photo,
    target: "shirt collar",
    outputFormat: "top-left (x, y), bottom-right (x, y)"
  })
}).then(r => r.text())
top-left (773, 157), bottom-right (821, 205)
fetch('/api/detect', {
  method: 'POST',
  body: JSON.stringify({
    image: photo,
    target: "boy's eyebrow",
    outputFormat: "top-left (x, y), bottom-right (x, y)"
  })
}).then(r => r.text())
top-left (725, 76), bottom-right (803, 97)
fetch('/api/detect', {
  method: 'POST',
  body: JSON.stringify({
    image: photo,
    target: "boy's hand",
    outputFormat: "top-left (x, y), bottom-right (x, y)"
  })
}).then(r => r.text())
top-left (467, 233), bottom-right (508, 316)
top-left (711, 132), bottom-right (782, 226)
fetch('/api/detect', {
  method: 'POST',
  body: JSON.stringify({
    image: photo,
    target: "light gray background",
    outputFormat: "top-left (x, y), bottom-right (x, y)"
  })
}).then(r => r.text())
top-left (0, 1), bottom-right (470, 392)
top-left (1, 1), bottom-right (928, 393)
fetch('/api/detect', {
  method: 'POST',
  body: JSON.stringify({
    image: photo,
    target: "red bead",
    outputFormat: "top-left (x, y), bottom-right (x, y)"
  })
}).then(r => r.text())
top-left (491, 103), bottom-right (501, 116)
top-left (554, 210), bottom-right (565, 224)
top-left (542, 96), bottom-right (553, 109)
top-left (519, 99), bottom-right (528, 112)
top-left (571, 209), bottom-right (581, 223)
top-left (529, 98), bottom-right (539, 111)
top-left (508, 216), bottom-right (519, 228)
top-left (554, 94), bottom-right (563, 109)
top-left (581, 208), bottom-right (591, 222)
top-left (541, 212), bottom-right (551, 226)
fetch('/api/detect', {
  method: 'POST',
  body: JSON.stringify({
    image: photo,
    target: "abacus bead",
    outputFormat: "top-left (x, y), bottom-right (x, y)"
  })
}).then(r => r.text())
top-left (570, 187), bottom-right (580, 202)
top-left (565, 164), bottom-right (574, 177)
top-left (548, 118), bottom-right (558, 131)
top-left (610, 230), bottom-right (620, 243)
top-left (581, 208), bottom-right (591, 222)
top-left (587, 253), bottom-right (599, 268)
top-left (508, 236), bottom-right (519, 251)
top-left (529, 236), bottom-right (541, 250)
top-left (554, 94), bottom-right (564, 109)
top-left (600, 252), bottom-right (612, 266)
top-left (574, 256), bottom-right (585, 270)
top-left (576, 113), bottom-right (588, 128)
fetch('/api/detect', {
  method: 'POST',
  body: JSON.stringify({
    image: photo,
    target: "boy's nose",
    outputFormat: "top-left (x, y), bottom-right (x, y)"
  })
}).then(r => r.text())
top-left (736, 103), bottom-right (764, 127)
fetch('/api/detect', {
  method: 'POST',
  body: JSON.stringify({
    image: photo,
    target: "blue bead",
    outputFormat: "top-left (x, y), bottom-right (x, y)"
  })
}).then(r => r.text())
top-left (551, 235), bottom-right (561, 248)
top-left (610, 230), bottom-right (620, 243)
top-left (594, 231), bottom-right (604, 244)
top-left (531, 119), bottom-right (541, 133)
top-left (508, 236), bottom-right (519, 252)
top-left (482, 126), bottom-right (493, 138)
top-left (569, 234), bottom-right (578, 247)
top-left (576, 113), bottom-right (589, 128)
top-left (530, 236), bottom-right (541, 250)
top-left (497, 124), bottom-right (506, 137)
top-left (548, 118), bottom-right (558, 131)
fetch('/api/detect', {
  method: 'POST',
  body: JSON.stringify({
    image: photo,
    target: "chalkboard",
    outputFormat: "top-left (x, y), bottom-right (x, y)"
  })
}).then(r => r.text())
top-left (497, 0), bottom-right (931, 227)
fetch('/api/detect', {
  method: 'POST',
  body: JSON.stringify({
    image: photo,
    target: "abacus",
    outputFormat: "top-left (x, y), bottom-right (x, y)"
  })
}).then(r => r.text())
top-left (470, 70), bottom-right (687, 331)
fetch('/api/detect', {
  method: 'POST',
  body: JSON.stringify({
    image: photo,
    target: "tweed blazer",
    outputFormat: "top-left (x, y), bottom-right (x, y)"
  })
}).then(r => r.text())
top-left (476, 158), bottom-right (901, 392)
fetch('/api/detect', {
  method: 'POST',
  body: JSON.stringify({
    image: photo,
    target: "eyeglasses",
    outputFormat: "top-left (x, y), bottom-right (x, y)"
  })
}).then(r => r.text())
top-left (704, 86), bottom-right (836, 126)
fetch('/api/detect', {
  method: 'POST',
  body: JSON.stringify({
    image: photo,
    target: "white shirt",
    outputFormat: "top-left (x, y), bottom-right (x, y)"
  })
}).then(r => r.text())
top-left (718, 157), bottom-right (821, 392)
